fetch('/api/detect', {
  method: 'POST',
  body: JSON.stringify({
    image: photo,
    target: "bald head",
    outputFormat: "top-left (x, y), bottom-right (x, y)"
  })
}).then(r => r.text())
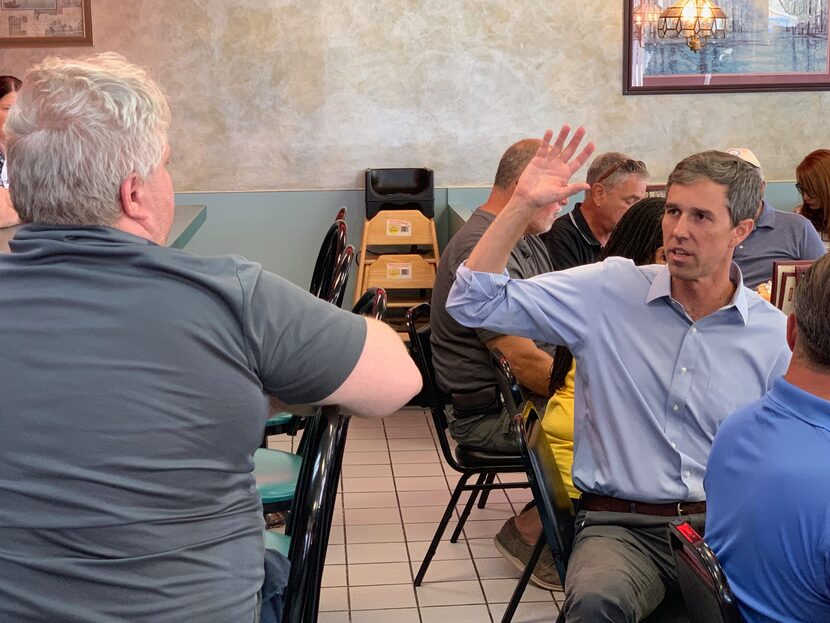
top-left (493, 139), bottom-right (541, 190)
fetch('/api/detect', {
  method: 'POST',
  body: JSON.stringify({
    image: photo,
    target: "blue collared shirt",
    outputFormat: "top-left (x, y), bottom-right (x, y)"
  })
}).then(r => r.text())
top-left (447, 258), bottom-right (790, 502)
top-left (705, 378), bottom-right (830, 623)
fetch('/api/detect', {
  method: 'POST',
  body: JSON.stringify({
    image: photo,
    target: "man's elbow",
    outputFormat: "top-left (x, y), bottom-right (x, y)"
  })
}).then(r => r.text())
top-left (354, 358), bottom-right (422, 419)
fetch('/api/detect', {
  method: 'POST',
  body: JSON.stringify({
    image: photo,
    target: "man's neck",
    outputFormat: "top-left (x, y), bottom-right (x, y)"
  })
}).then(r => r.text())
top-left (579, 198), bottom-right (614, 245)
top-left (784, 360), bottom-right (830, 402)
top-left (479, 186), bottom-right (511, 218)
top-left (671, 268), bottom-right (737, 321)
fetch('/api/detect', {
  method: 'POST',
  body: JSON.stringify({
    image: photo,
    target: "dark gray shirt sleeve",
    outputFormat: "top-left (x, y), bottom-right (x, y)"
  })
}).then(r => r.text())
top-left (242, 268), bottom-right (367, 404)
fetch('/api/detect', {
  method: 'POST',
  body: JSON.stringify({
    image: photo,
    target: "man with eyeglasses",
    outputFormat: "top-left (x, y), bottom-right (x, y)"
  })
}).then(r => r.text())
top-left (447, 128), bottom-right (790, 622)
top-left (540, 152), bottom-right (649, 271)
top-left (724, 147), bottom-right (824, 289)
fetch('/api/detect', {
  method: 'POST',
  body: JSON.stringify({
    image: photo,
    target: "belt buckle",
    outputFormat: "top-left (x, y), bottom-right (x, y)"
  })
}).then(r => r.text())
top-left (676, 502), bottom-right (685, 517)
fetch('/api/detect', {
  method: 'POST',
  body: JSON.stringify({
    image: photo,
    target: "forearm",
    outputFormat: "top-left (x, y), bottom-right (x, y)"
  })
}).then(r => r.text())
top-left (486, 335), bottom-right (553, 397)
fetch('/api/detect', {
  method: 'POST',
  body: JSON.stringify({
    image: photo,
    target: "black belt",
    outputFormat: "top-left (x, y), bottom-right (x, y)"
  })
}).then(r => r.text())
top-left (450, 386), bottom-right (501, 418)
top-left (580, 493), bottom-right (706, 517)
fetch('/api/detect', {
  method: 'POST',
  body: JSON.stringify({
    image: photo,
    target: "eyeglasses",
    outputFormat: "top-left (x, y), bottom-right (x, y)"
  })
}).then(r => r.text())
top-left (595, 159), bottom-right (647, 185)
top-left (795, 183), bottom-right (810, 196)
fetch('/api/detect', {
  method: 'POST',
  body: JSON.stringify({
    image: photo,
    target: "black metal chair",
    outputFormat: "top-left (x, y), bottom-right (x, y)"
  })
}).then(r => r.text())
top-left (670, 522), bottom-right (744, 623)
top-left (501, 404), bottom-right (575, 622)
top-left (325, 243), bottom-right (355, 307)
top-left (309, 218), bottom-right (348, 300)
top-left (406, 303), bottom-right (530, 586)
top-left (263, 405), bottom-right (351, 622)
top-left (352, 286), bottom-right (387, 320)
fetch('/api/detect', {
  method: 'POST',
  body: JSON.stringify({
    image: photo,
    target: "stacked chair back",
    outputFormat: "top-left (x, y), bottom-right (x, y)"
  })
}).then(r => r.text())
top-left (352, 287), bottom-right (388, 321)
top-left (326, 243), bottom-right (355, 306)
top-left (281, 406), bottom-right (352, 623)
top-left (309, 219), bottom-right (348, 300)
top-left (365, 168), bottom-right (434, 218)
top-left (669, 522), bottom-right (744, 623)
top-left (405, 302), bottom-right (529, 586)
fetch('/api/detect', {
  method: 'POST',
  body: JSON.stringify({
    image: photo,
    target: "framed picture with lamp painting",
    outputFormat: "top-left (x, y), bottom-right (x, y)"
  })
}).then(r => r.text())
top-left (624, 0), bottom-right (830, 94)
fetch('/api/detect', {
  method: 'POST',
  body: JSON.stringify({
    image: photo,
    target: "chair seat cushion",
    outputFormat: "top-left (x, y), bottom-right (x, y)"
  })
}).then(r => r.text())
top-left (264, 529), bottom-right (290, 556)
top-left (454, 444), bottom-right (525, 469)
top-left (254, 448), bottom-right (302, 504)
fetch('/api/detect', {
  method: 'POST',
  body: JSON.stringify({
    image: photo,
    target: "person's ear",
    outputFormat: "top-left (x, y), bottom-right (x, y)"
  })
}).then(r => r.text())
top-left (591, 183), bottom-right (605, 205)
top-left (119, 172), bottom-right (145, 221)
top-left (730, 218), bottom-right (754, 248)
top-left (653, 245), bottom-right (667, 265)
top-left (786, 314), bottom-right (797, 352)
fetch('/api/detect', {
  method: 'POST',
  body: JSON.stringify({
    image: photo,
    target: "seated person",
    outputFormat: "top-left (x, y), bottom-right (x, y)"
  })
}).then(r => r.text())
top-left (0, 74), bottom-right (21, 228)
top-left (447, 128), bottom-right (791, 622)
top-left (706, 253), bottom-right (830, 623)
top-left (431, 137), bottom-right (560, 454)
top-left (0, 54), bottom-right (421, 623)
top-left (724, 147), bottom-right (824, 289)
top-left (543, 196), bottom-right (667, 502)
top-left (539, 151), bottom-right (648, 270)
top-left (795, 149), bottom-right (830, 251)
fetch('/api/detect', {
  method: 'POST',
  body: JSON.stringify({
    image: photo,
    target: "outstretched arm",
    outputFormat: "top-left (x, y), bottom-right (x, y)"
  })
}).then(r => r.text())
top-left (467, 126), bottom-right (594, 274)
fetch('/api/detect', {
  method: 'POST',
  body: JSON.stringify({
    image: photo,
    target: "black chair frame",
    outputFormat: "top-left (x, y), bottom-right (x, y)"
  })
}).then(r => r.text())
top-left (670, 522), bottom-right (744, 623)
top-left (352, 286), bottom-right (388, 321)
top-left (406, 303), bottom-right (530, 587)
top-left (503, 405), bottom-right (575, 623)
top-left (280, 405), bottom-right (351, 622)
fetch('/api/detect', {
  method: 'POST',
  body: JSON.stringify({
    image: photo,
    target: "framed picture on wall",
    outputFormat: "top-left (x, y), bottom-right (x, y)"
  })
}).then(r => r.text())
top-left (624, 0), bottom-right (830, 94)
top-left (0, 0), bottom-right (92, 48)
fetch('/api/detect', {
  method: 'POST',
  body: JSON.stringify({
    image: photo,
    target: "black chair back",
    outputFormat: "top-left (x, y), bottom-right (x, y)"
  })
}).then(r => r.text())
top-left (405, 303), bottom-right (458, 466)
top-left (282, 406), bottom-right (351, 622)
top-left (490, 347), bottom-right (525, 417)
top-left (669, 522), bottom-right (744, 623)
top-left (516, 405), bottom-right (575, 585)
top-left (326, 243), bottom-right (355, 306)
top-left (352, 287), bottom-right (388, 321)
top-left (309, 219), bottom-right (347, 300)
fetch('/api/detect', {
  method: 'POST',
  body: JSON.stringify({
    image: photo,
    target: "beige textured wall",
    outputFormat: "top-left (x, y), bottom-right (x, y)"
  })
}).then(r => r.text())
top-left (1, 0), bottom-right (828, 191)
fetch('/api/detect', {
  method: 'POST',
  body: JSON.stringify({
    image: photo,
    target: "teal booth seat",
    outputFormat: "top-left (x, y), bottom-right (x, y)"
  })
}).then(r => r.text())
top-left (254, 448), bottom-right (302, 509)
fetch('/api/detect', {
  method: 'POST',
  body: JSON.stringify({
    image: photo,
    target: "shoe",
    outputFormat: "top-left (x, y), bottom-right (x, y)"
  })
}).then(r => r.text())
top-left (265, 512), bottom-right (287, 530)
top-left (494, 516), bottom-right (562, 589)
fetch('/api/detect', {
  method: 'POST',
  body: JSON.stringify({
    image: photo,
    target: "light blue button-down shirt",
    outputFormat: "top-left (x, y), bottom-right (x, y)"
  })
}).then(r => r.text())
top-left (447, 257), bottom-right (790, 503)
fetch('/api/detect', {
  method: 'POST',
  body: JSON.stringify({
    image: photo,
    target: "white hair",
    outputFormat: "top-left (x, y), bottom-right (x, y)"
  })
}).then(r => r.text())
top-left (6, 53), bottom-right (170, 225)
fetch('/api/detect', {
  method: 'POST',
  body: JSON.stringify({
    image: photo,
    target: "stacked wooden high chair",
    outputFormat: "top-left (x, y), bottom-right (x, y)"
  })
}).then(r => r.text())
top-left (353, 168), bottom-right (437, 340)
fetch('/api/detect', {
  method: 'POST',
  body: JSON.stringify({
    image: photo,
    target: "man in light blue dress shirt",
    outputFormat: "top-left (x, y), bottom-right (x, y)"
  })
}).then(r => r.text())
top-left (446, 127), bottom-right (791, 622)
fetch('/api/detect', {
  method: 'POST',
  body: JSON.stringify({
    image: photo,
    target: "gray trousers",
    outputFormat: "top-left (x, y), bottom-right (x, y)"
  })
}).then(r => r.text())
top-left (562, 510), bottom-right (705, 623)
top-left (446, 405), bottom-right (519, 453)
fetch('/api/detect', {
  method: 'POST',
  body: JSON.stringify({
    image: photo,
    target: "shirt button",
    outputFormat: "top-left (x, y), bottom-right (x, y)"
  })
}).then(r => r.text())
top-left (681, 367), bottom-right (687, 374)
top-left (673, 404), bottom-right (679, 412)
top-left (685, 471), bottom-right (691, 478)
top-left (671, 442), bottom-right (677, 449)
top-left (738, 245), bottom-right (744, 249)
top-left (690, 327), bottom-right (698, 335)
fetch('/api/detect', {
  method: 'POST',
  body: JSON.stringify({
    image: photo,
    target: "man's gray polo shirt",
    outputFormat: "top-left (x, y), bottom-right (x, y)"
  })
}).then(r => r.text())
top-left (0, 226), bottom-right (366, 622)
top-left (733, 201), bottom-right (825, 289)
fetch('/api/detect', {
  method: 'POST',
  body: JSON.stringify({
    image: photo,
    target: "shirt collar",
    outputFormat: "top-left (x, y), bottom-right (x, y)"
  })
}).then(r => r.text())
top-left (569, 203), bottom-right (601, 248)
top-left (769, 376), bottom-right (830, 433)
top-left (754, 200), bottom-right (776, 230)
top-left (645, 262), bottom-right (750, 324)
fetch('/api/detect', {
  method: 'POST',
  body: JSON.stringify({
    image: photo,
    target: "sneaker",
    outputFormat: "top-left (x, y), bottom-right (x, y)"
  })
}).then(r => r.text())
top-left (494, 516), bottom-right (562, 589)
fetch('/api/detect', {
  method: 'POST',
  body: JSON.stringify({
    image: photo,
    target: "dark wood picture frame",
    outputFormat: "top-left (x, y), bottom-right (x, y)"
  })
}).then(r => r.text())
top-left (0, 0), bottom-right (92, 48)
top-left (623, 0), bottom-right (830, 95)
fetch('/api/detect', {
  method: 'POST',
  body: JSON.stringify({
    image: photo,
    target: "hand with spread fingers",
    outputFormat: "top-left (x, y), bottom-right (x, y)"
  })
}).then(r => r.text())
top-left (512, 126), bottom-right (595, 213)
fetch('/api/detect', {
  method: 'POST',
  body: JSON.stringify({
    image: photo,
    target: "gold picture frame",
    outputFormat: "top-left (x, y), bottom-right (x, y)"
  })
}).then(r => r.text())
top-left (0, 0), bottom-right (92, 48)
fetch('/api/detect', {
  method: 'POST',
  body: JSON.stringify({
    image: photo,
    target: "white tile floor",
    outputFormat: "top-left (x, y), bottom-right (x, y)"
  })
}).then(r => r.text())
top-left (268, 407), bottom-right (565, 623)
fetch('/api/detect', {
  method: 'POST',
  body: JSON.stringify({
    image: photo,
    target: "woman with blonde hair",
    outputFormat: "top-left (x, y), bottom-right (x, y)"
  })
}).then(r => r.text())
top-left (795, 149), bottom-right (830, 251)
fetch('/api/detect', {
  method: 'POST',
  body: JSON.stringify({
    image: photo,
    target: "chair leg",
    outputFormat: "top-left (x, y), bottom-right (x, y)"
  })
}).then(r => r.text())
top-left (414, 473), bottom-right (472, 586)
top-left (477, 472), bottom-right (496, 509)
top-left (501, 535), bottom-right (545, 623)
top-left (450, 473), bottom-right (486, 543)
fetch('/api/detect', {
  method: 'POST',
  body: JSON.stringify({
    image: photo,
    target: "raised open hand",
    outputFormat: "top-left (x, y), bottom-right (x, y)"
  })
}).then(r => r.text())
top-left (512, 126), bottom-right (595, 211)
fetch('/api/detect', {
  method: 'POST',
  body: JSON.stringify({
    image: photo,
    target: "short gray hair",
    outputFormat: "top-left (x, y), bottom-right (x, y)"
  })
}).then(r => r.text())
top-left (793, 254), bottom-right (830, 371)
top-left (586, 152), bottom-right (649, 190)
top-left (666, 151), bottom-right (761, 226)
top-left (6, 53), bottom-right (170, 226)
